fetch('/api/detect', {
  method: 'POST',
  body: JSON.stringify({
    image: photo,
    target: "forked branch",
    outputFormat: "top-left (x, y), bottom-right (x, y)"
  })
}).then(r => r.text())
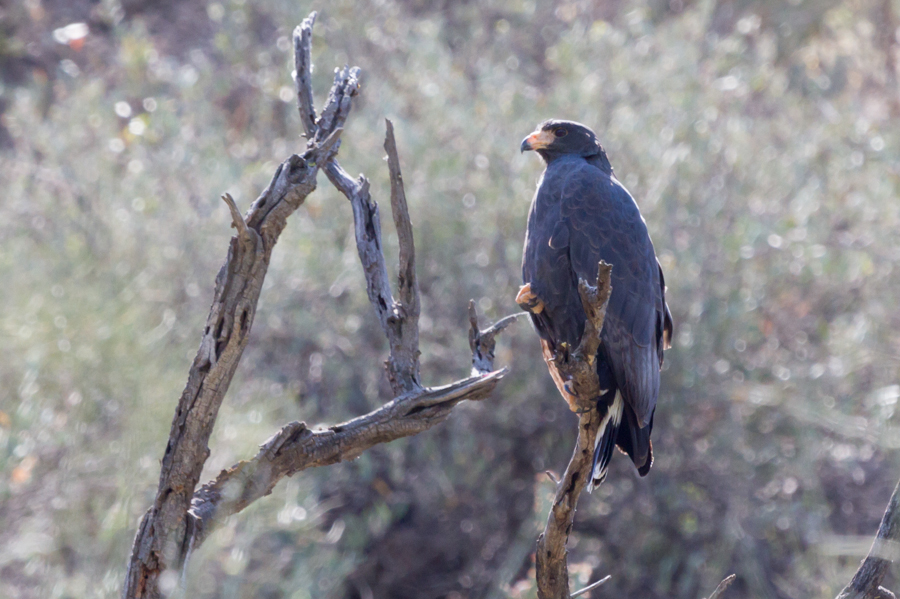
top-left (318, 120), bottom-right (423, 394)
top-left (469, 301), bottom-right (525, 376)
top-left (123, 12), bottom-right (516, 599)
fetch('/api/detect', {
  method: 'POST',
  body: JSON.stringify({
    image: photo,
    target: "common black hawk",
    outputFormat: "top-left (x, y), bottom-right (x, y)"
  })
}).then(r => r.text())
top-left (517, 120), bottom-right (673, 490)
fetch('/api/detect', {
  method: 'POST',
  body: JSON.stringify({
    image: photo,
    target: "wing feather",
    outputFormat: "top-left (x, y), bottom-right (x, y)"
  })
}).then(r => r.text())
top-left (522, 158), bottom-right (671, 429)
top-left (556, 162), bottom-right (669, 427)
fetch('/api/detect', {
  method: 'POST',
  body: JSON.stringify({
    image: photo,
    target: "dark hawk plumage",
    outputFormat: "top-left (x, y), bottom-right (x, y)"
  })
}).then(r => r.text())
top-left (519, 119), bottom-right (673, 491)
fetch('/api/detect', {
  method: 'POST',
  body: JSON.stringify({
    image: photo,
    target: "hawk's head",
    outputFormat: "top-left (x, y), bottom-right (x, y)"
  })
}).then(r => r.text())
top-left (520, 120), bottom-right (602, 163)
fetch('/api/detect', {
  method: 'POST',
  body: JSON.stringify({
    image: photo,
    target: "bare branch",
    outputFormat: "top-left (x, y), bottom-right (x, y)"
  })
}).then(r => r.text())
top-left (324, 120), bottom-right (425, 394)
top-left (570, 575), bottom-right (611, 598)
top-left (123, 13), bottom-right (517, 598)
top-left (293, 12), bottom-right (359, 146)
top-left (185, 368), bottom-right (507, 550)
top-left (384, 119), bottom-right (417, 310)
top-left (535, 408), bottom-right (601, 599)
top-left (550, 261), bottom-right (613, 413)
top-left (123, 137), bottom-right (342, 598)
top-left (837, 476), bottom-right (900, 599)
top-left (573, 262), bottom-right (613, 368)
top-left (706, 574), bottom-right (737, 599)
top-left (316, 66), bottom-right (360, 143)
top-left (293, 12), bottom-right (318, 138)
top-left (384, 119), bottom-right (421, 389)
top-left (326, 161), bottom-right (400, 377)
top-left (535, 264), bottom-right (613, 599)
top-left (221, 193), bottom-right (250, 241)
top-left (316, 126), bottom-right (345, 164)
top-left (122, 16), bottom-right (359, 599)
top-left (469, 301), bottom-right (526, 376)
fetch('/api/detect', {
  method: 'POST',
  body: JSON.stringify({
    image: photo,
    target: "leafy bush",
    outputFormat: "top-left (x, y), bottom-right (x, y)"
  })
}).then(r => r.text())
top-left (0, 1), bottom-right (898, 597)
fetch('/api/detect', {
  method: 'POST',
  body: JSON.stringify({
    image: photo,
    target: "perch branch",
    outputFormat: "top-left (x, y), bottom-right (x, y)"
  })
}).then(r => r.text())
top-left (535, 262), bottom-right (613, 599)
top-left (836, 476), bottom-right (900, 599)
top-left (553, 262), bottom-right (613, 412)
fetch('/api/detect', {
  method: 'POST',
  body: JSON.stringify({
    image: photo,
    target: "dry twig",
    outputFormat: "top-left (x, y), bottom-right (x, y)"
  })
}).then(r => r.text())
top-left (122, 13), bottom-right (517, 598)
top-left (570, 575), bottom-right (612, 598)
top-left (706, 574), bottom-right (737, 599)
top-left (469, 300), bottom-right (525, 376)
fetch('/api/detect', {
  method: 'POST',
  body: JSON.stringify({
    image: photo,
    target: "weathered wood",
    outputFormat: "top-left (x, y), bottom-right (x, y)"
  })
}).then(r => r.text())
top-left (532, 262), bottom-right (742, 599)
top-left (316, 119), bottom-right (426, 395)
top-left (469, 301), bottom-right (525, 376)
top-left (535, 263), bottom-right (612, 599)
top-left (122, 143), bottom-right (337, 599)
top-left (293, 12), bottom-right (318, 138)
top-left (552, 262), bottom-right (613, 413)
top-left (706, 574), bottom-right (737, 599)
top-left (122, 13), bottom-right (518, 598)
top-left (383, 119), bottom-right (421, 392)
top-left (837, 477), bottom-right (900, 599)
top-left (185, 369), bottom-right (507, 550)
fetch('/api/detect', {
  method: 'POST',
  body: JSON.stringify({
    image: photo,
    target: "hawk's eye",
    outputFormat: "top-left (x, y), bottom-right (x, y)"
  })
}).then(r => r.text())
top-left (554, 128), bottom-right (568, 138)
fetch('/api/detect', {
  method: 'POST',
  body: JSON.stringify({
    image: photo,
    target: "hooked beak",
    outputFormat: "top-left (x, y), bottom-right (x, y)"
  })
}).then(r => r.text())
top-left (520, 129), bottom-right (554, 153)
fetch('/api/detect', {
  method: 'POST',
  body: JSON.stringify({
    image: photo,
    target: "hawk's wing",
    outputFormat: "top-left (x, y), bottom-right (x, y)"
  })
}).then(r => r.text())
top-left (525, 161), bottom-right (671, 427)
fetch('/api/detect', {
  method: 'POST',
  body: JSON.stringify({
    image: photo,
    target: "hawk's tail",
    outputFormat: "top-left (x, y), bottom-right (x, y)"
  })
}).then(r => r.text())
top-left (587, 392), bottom-right (624, 493)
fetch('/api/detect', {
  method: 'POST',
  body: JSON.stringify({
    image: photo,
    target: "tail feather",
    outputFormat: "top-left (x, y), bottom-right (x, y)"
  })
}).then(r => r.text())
top-left (587, 392), bottom-right (623, 493)
top-left (617, 407), bottom-right (654, 476)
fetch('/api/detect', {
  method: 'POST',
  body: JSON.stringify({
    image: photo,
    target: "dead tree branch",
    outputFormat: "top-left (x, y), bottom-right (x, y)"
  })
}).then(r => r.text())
top-left (186, 370), bottom-right (506, 550)
top-left (706, 574), bottom-right (737, 599)
top-left (469, 300), bottom-right (525, 376)
top-left (122, 95), bottom-right (349, 599)
top-left (384, 118), bottom-right (421, 390)
top-left (837, 476), bottom-right (900, 599)
top-left (535, 262), bottom-right (613, 599)
top-left (291, 15), bottom-right (422, 395)
top-left (316, 121), bottom-right (422, 394)
top-left (122, 12), bottom-right (516, 599)
top-left (570, 575), bottom-right (611, 598)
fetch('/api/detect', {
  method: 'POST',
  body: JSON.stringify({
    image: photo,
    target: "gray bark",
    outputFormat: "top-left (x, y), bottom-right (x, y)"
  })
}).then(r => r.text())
top-left (122, 12), bottom-right (516, 598)
top-left (836, 477), bottom-right (900, 599)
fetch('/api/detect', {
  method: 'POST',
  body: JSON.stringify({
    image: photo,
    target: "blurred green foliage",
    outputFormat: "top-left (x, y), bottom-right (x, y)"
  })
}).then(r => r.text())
top-left (1, 0), bottom-right (899, 597)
